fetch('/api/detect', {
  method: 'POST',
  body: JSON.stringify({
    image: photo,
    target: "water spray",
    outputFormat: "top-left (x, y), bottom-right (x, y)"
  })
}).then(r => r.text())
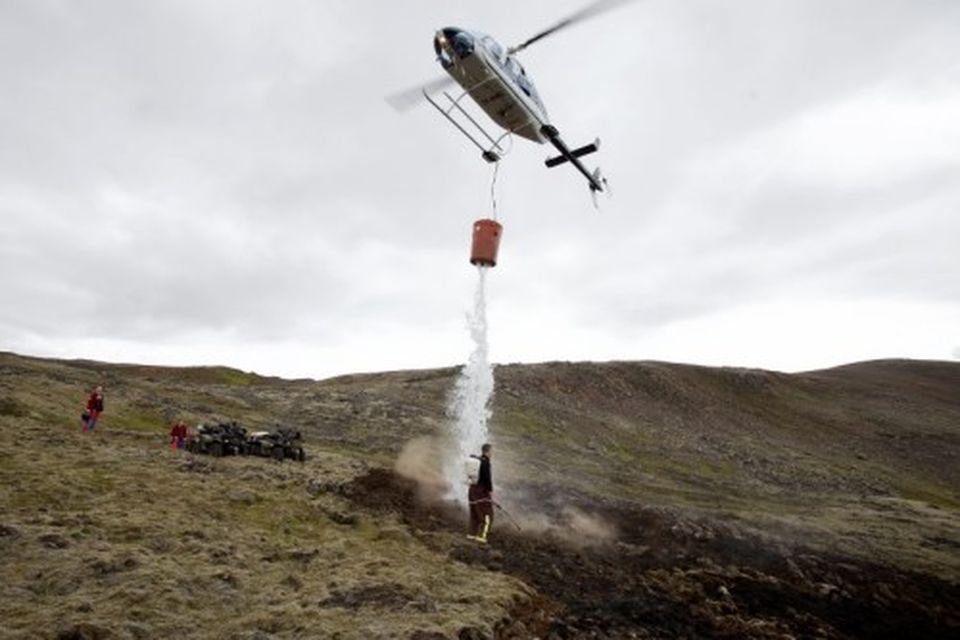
top-left (444, 158), bottom-right (507, 503)
top-left (444, 266), bottom-right (495, 499)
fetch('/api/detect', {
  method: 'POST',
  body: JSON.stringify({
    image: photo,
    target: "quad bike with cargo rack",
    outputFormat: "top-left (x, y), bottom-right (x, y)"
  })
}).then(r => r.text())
top-left (246, 428), bottom-right (306, 462)
top-left (186, 421), bottom-right (249, 457)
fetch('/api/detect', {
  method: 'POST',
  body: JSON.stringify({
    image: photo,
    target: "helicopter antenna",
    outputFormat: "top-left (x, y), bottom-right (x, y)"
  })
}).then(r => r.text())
top-left (508, 0), bottom-right (637, 54)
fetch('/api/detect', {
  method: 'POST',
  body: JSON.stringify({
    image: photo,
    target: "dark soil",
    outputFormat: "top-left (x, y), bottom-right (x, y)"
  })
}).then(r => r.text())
top-left (344, 468), bottom-right (960, 640)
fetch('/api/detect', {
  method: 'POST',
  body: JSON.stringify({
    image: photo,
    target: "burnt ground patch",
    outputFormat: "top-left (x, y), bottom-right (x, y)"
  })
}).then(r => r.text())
top-left (344, 469), bottom-right (960, 639)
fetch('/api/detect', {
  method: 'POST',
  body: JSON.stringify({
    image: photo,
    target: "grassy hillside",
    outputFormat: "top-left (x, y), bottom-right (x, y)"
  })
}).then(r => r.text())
top-left (490, 360), bottom-right (960, 578)
top-left (1, 351), bottom-right (958, 638)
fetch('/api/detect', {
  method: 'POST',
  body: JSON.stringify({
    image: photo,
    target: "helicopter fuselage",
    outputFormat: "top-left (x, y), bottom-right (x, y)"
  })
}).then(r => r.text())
top-left (430, 26), bottom-right (606, 195)
top-left (434, 28), bottom-right (549, 144)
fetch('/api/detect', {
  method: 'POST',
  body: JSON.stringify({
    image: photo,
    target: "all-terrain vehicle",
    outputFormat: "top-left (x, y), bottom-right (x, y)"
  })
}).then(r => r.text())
top-left (246, 428), bottom-right (306, 462)
top-left (186, 421), bottom-right (248, 457)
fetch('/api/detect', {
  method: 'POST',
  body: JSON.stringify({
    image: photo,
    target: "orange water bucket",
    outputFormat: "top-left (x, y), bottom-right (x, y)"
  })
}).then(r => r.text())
top-left (470, 219), bottom-right (503, 267)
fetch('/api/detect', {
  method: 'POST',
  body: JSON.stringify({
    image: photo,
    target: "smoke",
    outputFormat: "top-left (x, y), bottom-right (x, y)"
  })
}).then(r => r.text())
top-left (443, 267), bottom-right (494, 503)
top-left (508, 505), bottom-right (619, 548)
top-left (394, 436), bottom-right (451, 504)
top-left (395, 437), bottom-right (618, 547)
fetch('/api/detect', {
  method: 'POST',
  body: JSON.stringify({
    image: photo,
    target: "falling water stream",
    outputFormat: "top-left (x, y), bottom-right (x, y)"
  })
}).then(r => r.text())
top-left (445, 266), bottom-right (494, 502)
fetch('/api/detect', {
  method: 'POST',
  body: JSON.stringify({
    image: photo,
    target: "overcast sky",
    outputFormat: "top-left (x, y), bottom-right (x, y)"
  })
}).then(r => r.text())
top-left (1, 0), bottom-right (958, 379)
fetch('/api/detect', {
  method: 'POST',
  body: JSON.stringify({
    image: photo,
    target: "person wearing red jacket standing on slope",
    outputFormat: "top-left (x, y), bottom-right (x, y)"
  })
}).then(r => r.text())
top-left (170, 420), bottom-right (188, 450)
top-left (82, 385), bottom-right (105, 432)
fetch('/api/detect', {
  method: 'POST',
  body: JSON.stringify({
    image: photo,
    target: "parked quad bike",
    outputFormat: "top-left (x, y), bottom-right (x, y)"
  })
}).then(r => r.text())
top-left (186, 423), bottom-right (305, 462)
top-left (246, 428), bottom-right (306, 462)
top-left (186, 422), bottom-right (248, 457)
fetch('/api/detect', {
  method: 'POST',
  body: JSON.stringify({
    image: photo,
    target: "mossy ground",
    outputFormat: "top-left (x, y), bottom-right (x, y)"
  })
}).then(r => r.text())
top-left (1, 352), bottom-right (958, 638)
top-left (0, 416), bottom-right (526, 639)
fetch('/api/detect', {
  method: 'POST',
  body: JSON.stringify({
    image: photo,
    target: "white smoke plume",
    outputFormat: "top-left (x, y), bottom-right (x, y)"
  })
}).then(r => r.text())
top-left (394, 436), bottom-right (450, 503)
top-left (505, 505), bottom-right (619, 548)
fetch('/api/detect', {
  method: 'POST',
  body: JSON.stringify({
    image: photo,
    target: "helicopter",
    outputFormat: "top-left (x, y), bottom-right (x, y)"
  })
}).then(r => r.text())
top-left (389, 0), bottom-right (635, 199)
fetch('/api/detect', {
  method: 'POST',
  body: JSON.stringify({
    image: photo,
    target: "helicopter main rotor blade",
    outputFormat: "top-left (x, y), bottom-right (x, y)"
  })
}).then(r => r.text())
top-left (509, 0), bottom-right (637, 54)
top-left (386, 75), bottom-right (457, 112)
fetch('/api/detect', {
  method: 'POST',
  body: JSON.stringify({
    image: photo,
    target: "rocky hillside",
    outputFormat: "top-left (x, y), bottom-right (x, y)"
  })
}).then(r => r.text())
top-left (1, 351), bottom-right (958, 639)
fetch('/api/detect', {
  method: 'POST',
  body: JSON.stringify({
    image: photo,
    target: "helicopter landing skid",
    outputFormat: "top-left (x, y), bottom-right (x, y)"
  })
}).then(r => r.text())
top-left (423, 90), bottom-right (508, 163)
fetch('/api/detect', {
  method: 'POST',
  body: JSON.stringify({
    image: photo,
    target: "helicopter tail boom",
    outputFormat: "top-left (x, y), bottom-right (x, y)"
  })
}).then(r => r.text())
top-left (541, 125), bottom-right (606, 194)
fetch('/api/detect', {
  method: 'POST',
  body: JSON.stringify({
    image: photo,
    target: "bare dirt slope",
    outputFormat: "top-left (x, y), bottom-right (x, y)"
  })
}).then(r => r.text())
top-left (1, 351), bottom-right (958, 639)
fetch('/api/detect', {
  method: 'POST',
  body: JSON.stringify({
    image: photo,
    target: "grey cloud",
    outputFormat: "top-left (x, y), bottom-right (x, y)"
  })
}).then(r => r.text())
top-left (1, 0), bottom-right (958, 375)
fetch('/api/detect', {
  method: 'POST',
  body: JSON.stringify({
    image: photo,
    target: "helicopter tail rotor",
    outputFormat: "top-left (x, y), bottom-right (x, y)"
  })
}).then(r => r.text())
top-left (508, 0), bottom-right (637, 54)
top-left (589, 167), bottom-right (610, 209)
top-left (590, 167), bottom-right (609, 194)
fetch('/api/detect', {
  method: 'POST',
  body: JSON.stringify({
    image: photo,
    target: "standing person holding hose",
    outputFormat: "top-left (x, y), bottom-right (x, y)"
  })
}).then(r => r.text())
top-left (467, 443), bottom-right (494, 543)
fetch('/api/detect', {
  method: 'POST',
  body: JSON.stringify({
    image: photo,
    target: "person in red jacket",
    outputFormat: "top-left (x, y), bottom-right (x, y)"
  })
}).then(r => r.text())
top-left (170, 420), bottom-right (188, 450)
top-left (82, 385), bottom-right (104, 432)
